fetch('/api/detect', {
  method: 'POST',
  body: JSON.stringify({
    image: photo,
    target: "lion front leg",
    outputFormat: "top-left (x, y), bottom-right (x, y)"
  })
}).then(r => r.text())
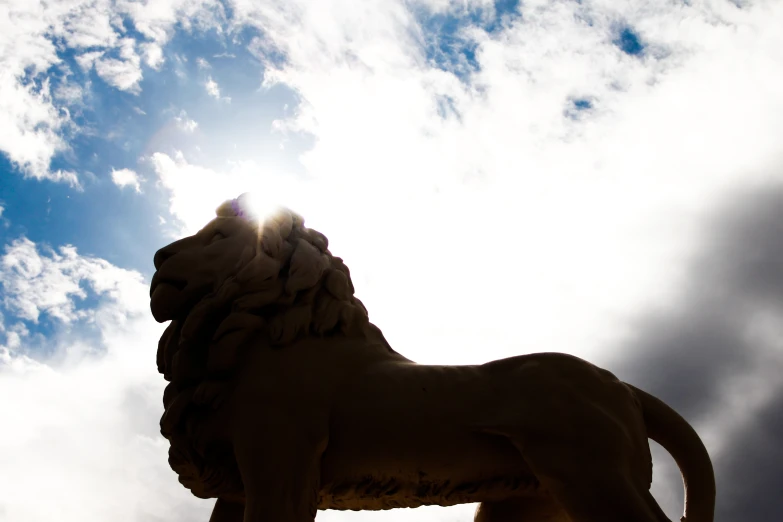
top-left (232, 407), bottom-right (327, 522)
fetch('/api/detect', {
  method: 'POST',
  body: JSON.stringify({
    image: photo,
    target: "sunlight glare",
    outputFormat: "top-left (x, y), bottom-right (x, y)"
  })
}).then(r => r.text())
top-left (237, 192), bottom-right (280, 223)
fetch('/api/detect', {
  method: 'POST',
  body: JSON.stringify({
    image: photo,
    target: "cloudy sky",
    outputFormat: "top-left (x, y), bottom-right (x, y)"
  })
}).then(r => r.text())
top-left (1, 0), bottom-right (782, 521)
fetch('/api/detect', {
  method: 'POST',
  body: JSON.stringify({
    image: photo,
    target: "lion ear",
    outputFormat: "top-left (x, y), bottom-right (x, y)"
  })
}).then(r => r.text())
top-left (212, 312), bottom-right (266, 342)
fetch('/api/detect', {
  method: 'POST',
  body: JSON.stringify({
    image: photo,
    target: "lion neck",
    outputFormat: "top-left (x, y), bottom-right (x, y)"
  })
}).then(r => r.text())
top-left (360, 322), bottom-right (412, 362)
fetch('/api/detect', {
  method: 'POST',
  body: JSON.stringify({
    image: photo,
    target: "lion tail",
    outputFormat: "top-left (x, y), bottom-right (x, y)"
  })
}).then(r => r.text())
top-left (627, 384), bottom-right (716, 522)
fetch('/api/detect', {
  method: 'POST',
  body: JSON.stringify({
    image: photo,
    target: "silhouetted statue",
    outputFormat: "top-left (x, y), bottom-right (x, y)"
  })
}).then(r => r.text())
top-left (151, 194), bottom-right (715, 522)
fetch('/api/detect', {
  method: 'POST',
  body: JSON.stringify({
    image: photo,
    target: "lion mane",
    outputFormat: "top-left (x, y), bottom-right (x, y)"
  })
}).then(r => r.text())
top-left (156, 199), bottom-right (371, 500)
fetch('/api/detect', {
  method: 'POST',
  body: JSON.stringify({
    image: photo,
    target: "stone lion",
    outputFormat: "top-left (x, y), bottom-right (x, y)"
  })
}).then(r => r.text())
top-left (150, 195), bottom-right (715, 522)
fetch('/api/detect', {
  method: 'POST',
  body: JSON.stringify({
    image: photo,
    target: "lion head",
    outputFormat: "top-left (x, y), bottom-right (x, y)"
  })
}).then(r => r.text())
top-left (151, 195), bottom-right (370, 499)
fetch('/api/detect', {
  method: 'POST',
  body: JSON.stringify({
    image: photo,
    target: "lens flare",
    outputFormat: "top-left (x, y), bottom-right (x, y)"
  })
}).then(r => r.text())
top-left (232, 192), bottom-right (277, 222)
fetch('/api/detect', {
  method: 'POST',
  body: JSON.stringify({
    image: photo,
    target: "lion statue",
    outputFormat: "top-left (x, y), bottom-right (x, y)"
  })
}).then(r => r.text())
top-left (150, 194), bottom-right (715, 522)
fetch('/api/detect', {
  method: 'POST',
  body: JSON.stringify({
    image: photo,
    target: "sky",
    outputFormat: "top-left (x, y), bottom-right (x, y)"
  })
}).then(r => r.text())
top-left (0, 0), bottom-right (782, 521)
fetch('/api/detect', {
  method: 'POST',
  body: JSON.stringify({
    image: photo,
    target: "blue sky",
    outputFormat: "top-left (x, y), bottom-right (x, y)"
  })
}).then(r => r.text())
top-left (0, 22), bottom-right (305, 273)
top-left (0, 0), bottom-right (646, 274)
top-left (1, 1), bottom-right (783, 521)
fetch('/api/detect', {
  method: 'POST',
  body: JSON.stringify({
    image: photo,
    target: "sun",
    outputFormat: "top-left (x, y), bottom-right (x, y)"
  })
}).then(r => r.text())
top-left (232, 192), bottom-right (287, 223)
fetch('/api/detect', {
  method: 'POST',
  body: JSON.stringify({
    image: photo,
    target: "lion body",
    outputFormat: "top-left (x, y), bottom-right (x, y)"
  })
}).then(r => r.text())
top-left (233, 330), bottom-right (536, 511)
top-left (322, 358), bottom-right (535, 510)
top-left (230, 332), bottom-right (652, 515)
top-left (320, 353), bottom-right (616, 511)
top-left (151, 200), bottom-right (715, 522)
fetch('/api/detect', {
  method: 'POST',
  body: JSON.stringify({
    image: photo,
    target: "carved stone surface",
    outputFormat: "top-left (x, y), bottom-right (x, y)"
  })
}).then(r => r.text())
top-left (150, 196), bottom-right (716, 522)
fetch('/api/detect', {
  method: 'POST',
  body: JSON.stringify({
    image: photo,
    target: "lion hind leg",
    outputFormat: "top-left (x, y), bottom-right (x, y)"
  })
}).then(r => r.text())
top-left (475, 422), bottom-right (671, 522)
top-left (506, 438), bottom-right (671, 522)
top-left (547, 472), bottom-right (671, 522)
top-left (474, 497), bottom-right (567, 522)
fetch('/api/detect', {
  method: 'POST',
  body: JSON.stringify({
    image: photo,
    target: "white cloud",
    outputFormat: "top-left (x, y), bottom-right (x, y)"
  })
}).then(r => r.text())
top-left (174, 110), bottom-right (199, 132)
top-left (123, 0), bottom-right (223, 44)
top-left (196, 56), bottom-right (211, 69)
top-left (0, 237), bottom-right (192, 522)
top-left (54, 80), bottom-right (85, 105)
top-left (59, 1), bottom-right (119, 49)
top-left (2, 321), bottom-right (29, 351)
top-left (0, 0), bottom-right (222, 185)
top-left (0, 238), bottom-right (146, 326)
top-left (140, 41), bottom-right (165, 69)
top-left (75, 51), bottom-right (105, 71)
top-left (0, 73), bottom-right (79, 186)
top-left (205, 76), bottom-right (220, 97)
top-left (93, 38), bottom-right (143, 93)
top-left (110, 167), bottom-right (142, 192)
top-left (204, 75), bottom-right (230, 102)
